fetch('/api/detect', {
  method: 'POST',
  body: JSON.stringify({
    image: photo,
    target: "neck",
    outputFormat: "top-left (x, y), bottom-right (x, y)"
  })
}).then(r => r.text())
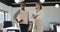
top-left (21, 8), bottom-right (25, 11)
top-left (36, 9), bottom-right (40, 12)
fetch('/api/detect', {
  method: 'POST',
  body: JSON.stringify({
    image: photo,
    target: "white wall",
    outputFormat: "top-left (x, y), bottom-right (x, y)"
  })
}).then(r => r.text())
top-left (0, 2), bottom-right (12, 12)
top-left (43, 6), bottom-right (60, 30)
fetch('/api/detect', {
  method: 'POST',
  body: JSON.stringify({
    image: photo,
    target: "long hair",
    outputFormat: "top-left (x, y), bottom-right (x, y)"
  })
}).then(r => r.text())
top-left (36, 1), bottom-right (42, 10)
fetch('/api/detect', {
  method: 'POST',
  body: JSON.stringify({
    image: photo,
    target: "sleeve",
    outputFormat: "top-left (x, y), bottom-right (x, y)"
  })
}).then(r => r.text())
top-left (37, 10), bottom-right (44, 21)
top-left (16, 14), bottom-right (21, 21)
top-left (13, 10), bottom-right (20, 21)
top-left (33, 11), bottom-right (36, 15)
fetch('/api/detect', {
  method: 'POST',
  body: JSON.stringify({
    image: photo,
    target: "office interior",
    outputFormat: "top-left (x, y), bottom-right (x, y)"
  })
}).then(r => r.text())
top-left (0, 0), bottom-right (60, 32)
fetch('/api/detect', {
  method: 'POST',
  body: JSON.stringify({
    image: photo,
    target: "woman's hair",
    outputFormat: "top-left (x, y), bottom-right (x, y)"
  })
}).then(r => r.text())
top-left (21, 1), bottom-right (26, 6)
top-left (36, 1), bottom-right (42, 10)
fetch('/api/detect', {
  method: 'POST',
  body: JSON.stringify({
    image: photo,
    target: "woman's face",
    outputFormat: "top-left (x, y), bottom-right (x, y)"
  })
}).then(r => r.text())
top-left (35, 3), bottom-right (41, 10)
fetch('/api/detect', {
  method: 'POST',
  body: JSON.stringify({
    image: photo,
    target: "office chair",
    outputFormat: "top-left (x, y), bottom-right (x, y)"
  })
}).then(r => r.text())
top-left (29, 21), bottom-right (33, 32)
top-left (3, 21), bottom-right (12, 28)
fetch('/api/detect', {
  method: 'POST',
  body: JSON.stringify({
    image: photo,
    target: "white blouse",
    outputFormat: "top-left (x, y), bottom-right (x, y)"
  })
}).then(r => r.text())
top-left (32, 10), bottom-right (44, 32)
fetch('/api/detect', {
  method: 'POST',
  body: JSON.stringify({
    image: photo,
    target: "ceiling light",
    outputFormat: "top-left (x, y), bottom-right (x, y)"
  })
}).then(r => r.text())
top-left (55, 4), bottom-right (59, 8)
top-left (14, 0), bottom-right (20, 3)
top-left (14, 0), bottom-right (24, 3)
top-left (40, 0), bottom-right (45, 3)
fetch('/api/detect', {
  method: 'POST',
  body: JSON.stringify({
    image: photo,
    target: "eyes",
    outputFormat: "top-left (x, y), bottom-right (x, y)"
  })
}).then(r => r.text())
top-left (36, 4), bottom-right (40, 7)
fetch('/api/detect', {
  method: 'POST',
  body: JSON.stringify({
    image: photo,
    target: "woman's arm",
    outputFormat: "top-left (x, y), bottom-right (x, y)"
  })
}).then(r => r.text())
top-left (13, 10), bottom-right (20, 22)
top-left (32, 14), bottom-right (39, 19)
top-left (15, 18), bottom-right (23, 23)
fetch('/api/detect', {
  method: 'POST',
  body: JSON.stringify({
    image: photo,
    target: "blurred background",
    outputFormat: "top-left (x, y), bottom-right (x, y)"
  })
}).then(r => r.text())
top-left (0, 0), bottom-right (60, 32)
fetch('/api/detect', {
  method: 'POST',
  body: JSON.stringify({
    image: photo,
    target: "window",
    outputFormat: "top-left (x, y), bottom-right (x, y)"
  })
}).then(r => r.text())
top-left (0, 11), bottom-right (4, 23)
top-left (5, 12), bottom-right (11, 21)
top-left (0, 10), bottom-right (11, 23)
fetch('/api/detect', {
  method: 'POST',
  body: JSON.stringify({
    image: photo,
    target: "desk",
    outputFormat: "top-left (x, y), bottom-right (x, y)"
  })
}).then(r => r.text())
top-left (3, 27), bottom-right (20, 32)
top-left (56, 26), bottom-right (60, 32)
top-left (7, 29), bottom-right (19, 32)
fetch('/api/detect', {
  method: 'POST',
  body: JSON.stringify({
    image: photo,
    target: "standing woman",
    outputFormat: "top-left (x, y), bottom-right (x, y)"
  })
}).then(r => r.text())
top-left (32, 2), bottom-right (43, 32)
top-left (14, 1), bottom-right (29, 32)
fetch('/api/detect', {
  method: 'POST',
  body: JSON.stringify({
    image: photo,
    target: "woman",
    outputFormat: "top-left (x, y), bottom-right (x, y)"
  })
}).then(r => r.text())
top-left (14, 1), bottom-right (29, 32)
top-left (32, 2), bottom-right (43, 32)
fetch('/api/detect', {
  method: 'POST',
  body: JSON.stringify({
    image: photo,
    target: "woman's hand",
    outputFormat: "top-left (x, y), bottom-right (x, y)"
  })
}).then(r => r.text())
top-left (32, 14), bottom-right (37, 19)
top-left (16, 19), bottom-right (23, 23)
